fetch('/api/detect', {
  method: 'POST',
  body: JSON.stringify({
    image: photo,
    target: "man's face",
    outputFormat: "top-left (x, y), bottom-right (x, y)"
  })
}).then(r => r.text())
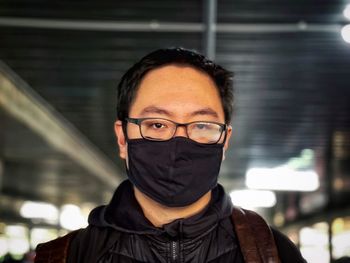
top-left (114, 64), bottom-right (232, 160)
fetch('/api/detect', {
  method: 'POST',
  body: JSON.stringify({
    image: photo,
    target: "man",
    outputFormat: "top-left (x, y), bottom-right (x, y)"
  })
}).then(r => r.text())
top-left (35, 48), bottom-right (306, 262)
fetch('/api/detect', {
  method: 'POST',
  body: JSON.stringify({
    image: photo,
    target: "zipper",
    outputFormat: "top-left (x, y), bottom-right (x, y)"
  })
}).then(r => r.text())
top-left (171, 241), bottom-right (178, 262)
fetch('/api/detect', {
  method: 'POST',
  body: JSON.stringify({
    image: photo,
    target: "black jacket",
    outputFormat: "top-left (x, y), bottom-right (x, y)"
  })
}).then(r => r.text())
top-left (67, 180), bottom-right (306, 262)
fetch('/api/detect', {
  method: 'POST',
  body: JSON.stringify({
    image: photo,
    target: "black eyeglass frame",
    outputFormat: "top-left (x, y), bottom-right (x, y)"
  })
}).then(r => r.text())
top-left (125, 117), bottom-right (228, 144)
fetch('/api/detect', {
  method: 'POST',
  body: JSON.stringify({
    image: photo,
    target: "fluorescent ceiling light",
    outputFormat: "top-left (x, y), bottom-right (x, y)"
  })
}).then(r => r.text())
top-left (8, 238), bottom-right (30, 256)
top-left (5, 225), bottom-right (27, 237)
top-left (344, 5), bottom-right (350, 20)
top-left (230, 189), bottom-right (276, 209)
top-left (20, 201), bottom-right (59, 222)
top-left (59, 204), bottom-right (87, 230)
top-left (246, 167), bottom-right (319, 191)
top-left (5, 225), bottom-right (30, 256)
top-left (341, 24), bottom-right (350, 43)
top-left (0, 237), bottom-right (8, 258)
top-left (30, 228), bottom-right (58, 249)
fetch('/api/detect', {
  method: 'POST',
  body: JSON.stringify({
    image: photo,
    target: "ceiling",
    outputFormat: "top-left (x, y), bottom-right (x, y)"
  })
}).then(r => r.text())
top-left (0, 0), bottom-right (350, 226)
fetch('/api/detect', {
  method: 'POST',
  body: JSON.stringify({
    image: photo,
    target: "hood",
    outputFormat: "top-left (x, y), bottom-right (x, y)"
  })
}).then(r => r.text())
top-left (88, 180), bottom-right (233, 239)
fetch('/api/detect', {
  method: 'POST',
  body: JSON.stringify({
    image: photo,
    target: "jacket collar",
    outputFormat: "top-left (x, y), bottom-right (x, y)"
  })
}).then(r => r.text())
top-left (88, 180), bottom-right (233, 239)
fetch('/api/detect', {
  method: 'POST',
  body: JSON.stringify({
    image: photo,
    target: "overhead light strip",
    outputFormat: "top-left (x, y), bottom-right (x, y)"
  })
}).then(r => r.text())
top-left (0, 17), bottom-right (341, 33)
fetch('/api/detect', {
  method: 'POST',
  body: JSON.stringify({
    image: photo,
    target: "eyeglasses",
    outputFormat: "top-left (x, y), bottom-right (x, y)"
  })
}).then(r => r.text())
top-left (125, 117), bottom-right (227, 144)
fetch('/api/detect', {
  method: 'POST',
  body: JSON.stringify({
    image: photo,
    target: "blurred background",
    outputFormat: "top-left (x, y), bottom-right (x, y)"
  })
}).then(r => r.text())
top-left (0, 0), bottom-right (350, 262)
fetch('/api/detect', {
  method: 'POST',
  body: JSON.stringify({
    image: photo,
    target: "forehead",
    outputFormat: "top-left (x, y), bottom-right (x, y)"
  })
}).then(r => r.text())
top-left (141, 63), bottom-right (214, 83)
top-left (129, 64), bottom-right (225, 121)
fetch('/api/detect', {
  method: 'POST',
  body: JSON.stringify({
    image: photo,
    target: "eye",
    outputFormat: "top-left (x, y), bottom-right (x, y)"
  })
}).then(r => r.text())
top-left (194, 123), bottom-right (209, 130)
top-left (152, 122), bottom-right (165, 129)
top-left (142, 119), bottom-right (172, 132)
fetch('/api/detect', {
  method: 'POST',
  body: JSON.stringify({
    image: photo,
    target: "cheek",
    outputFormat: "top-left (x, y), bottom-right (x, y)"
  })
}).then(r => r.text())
top-left (127, 125), bottom-right (143, 139)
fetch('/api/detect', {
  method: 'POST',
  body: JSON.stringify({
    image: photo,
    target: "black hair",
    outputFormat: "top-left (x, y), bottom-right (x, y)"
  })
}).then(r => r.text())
top-left (116, 47), bottom-right (234, 123)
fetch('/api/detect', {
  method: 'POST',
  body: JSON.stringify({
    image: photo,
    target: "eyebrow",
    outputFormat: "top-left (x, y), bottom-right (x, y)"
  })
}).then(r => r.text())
top-left (190, 107), bottom-right (219, 119)
top-left (139, 106), bottom-right (174, 117)
top-left (139, 106), bottom-right (219, 119)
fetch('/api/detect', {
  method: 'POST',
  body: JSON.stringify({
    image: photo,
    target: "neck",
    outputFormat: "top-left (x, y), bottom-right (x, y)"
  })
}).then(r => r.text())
top-left (134, 187), bottom-right (212, 227)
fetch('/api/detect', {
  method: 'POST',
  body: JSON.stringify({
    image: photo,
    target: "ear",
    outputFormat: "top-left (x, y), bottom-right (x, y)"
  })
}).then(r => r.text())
top-left (222, 125), bottom-right (232, 161)
top-left (114, 120), bottom-right (127, 159)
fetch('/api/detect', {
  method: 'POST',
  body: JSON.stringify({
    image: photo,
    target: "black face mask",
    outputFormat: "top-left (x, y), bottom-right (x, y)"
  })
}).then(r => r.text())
top-left (126, 137), bottom-right (224, 207)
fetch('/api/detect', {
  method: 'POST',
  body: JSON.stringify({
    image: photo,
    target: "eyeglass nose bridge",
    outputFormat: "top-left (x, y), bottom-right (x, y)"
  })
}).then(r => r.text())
top-left (173, 123), bottom-right (190, 138)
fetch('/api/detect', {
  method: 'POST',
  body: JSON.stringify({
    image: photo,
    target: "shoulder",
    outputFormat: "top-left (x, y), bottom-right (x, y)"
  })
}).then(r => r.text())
top-left (271, 228), bottom-right (307, 263)
top-left (230, 207), bottom-right (307, 263)
top-left (67, 225), bottom-right (120, 263)
top-left (35, 230), bottom-right (80, 263)
top-left (35, 226), bottom-right (118, 263)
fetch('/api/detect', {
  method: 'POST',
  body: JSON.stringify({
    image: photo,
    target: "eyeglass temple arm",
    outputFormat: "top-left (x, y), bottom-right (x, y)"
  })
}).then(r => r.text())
top-left (125, 117), bottom-right (141, 125)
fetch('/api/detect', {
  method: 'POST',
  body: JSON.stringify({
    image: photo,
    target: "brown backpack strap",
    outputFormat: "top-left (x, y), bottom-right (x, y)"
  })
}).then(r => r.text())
top-left (34, 230), bottom-right (80, 263)
top-left (232, 206), bottom-right (281, 263)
